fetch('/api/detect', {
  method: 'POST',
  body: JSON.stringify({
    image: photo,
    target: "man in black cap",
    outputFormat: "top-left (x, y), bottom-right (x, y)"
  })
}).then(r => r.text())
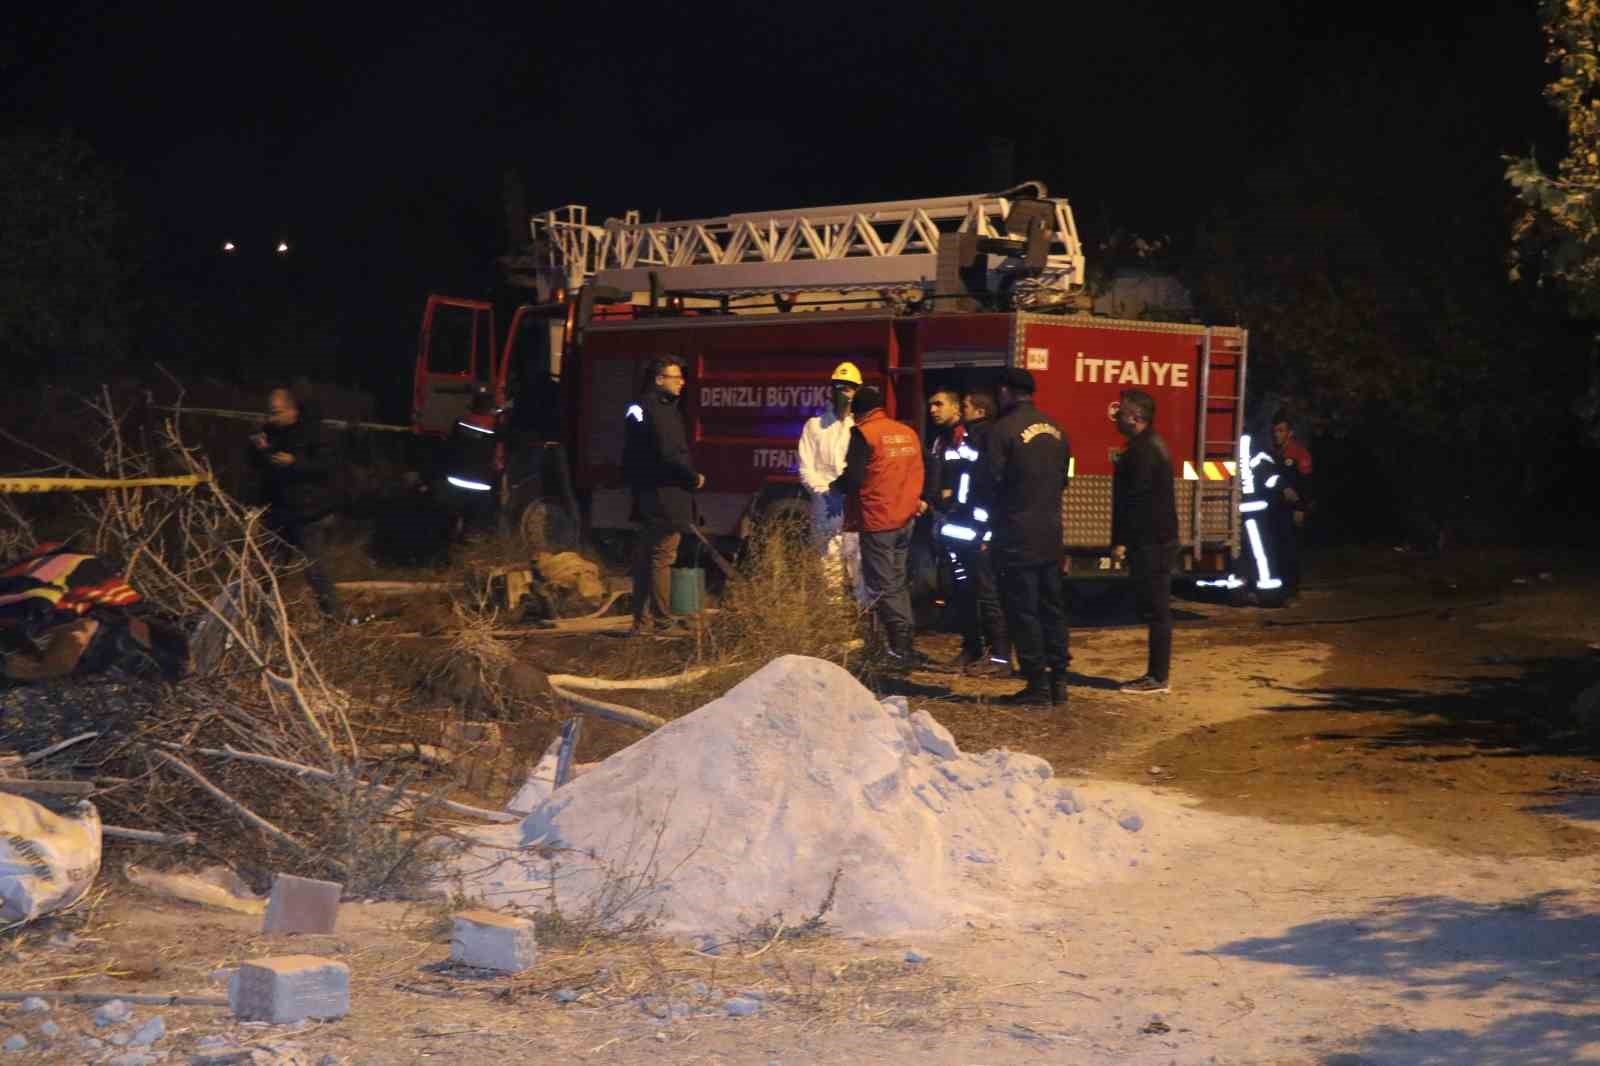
top-left (983, 368), bottom-right (1071, 705)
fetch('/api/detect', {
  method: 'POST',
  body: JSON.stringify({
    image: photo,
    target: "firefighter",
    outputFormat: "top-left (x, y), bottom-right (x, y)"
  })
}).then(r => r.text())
top-left (445, 384), bottom-right (502, 541)
top-left (829, 385), bottom-right (927, 668)
top-left (249, 386), bottom-right (340, 621)
top-left (984, 369), bottom-right (1071, 705)
top-left (798, 362), bottom-right (865, 601)
top-left (1111, 388), bottom-right (1177, 694)
top-left (623, 356), bottom-right (703, 636)
top-left (1269, 411), bottom-right (1313, 597)
top-left (914, 389), bottom-right (963, 620)
top-left (934, 389), bottom-right (1010, 675)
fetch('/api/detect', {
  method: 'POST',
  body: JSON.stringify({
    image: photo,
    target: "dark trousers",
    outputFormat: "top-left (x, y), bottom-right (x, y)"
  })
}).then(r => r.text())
top-left (859, 521), bottom-right (915, 655)
top-left (1272, 511), bottom-right (1303, 592)
top-left (632, 522), bottom-right (682, 623)
top-left (997, 558), bottom-right (1069, 679)
top-left (1129, 542), bottom-right (1174, 682)
top-left (950, 548), bottom-right (1009, 660)
top-left (271, 515), bottom-right (340, 619)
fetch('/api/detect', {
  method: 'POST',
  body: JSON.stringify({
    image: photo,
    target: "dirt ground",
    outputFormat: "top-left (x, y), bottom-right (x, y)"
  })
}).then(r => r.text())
top-left (7, 547), bottom-right (1600, 1064)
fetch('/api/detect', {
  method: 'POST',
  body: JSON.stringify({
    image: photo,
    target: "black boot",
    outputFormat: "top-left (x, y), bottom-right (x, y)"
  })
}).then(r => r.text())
top-left (1048, 669), bottom-right (1067, 707)
top-left (1000, 672), bottom-right (1051, 705)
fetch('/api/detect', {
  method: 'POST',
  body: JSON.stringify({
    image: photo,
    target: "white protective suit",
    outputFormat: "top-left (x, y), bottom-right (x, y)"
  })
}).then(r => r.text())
top-left (797, 406), bottom-right (863, 601)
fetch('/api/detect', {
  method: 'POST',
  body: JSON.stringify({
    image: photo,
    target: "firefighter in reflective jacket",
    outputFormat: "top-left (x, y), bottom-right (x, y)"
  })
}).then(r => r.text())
top-left (984, 368), bottom-right (1071, 707)
top-left (934, 389), bottom-right (1010, 675)
top-left (445, 384), bottom-right (502, 539)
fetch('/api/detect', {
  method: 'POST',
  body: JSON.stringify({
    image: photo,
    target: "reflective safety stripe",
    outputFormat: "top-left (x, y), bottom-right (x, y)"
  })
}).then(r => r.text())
top-left (982, 530), bottom-right (992, 542)
top-left (944, 449), bottom-right (961, 461)
top-left (939, 523), bottom-right (978, 541)
top-left (1203, 461), bottom-right (1226, 480)
top-left (625, 404), bottom-right (645, 423)
top-left (1244, 517), bottom-right (1281, 590)
top-left (972, 507), bottom-right (989, 523)
top-left (957, 472), bottom-right (971, 504)
top-left (956, 444), bottom-right (979, 461)
top-left (1240, 500), bottom-right (1268, 513)
top-left (1183, 461), bottom-right (1200, 480)
top-left (1068, 455), bottom-right (1075, 478)
top-left (1223, 461), bottom-right (1237, 476)
top-left (447, 476), bottom-right (494, 492)
top-left (1265, 474), bottom-right (1280, 488)
top-left (1197, 574), bottom-right (1245, 590)
top-left (456, 420), bottom-right (495, 436)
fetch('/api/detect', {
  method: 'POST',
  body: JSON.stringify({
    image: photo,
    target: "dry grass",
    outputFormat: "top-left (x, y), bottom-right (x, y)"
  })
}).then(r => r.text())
top-left (703, 519), bottom-right (864, 670)
top-left (384, 920), bottom-right (973, 1034)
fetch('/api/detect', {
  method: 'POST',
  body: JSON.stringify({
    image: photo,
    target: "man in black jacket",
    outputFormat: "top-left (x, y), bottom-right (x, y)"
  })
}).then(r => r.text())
top-left (1112, 388), bottom-right (1177, 694)
top-left (250, 386), bottom-right (340, 620)
top-left (984, 368), bottom-right (1071, 706)
top-left (623, 357), bottom-right (702, 635)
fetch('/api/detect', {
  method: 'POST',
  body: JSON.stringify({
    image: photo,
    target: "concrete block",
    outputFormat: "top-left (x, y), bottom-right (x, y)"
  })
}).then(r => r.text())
top-left (229, 956), bottom-right (350, 1023)
top-left (450, 909), bottom-right (537, 973)
top-left (262, 874), bottom-right (342, 934)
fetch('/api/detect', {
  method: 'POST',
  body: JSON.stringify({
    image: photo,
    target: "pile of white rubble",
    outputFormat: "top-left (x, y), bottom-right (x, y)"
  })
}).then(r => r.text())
top-left (450, 655), bottom-right (1179, 936)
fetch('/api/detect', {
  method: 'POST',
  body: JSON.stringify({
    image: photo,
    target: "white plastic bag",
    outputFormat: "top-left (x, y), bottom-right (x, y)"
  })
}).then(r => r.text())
top-left (0, 795), bottom-right (101, 923)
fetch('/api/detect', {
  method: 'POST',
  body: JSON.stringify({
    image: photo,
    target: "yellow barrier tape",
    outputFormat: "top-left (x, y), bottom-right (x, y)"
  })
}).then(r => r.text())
top-left (0, 475), bottom-right (210, 494)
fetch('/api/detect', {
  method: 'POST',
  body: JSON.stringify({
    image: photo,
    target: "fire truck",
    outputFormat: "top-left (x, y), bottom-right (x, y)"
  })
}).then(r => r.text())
top-left (412, 184), bottom-right (1247, 571)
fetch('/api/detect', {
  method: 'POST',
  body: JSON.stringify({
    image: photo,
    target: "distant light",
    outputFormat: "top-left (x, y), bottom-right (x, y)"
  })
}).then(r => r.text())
top-left (276, 240), bottom-right (290, 254)
top-left (222, 241), bottom-right (236, 253)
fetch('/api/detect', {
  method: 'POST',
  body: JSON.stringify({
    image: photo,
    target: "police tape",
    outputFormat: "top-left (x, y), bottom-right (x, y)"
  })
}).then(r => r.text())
top-left (0, 475), bottom-right (211, 494)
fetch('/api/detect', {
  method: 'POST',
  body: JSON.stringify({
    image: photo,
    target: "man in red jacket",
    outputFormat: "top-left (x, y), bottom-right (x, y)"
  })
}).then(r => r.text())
top-left (830, 386), bottom-right (927, 668)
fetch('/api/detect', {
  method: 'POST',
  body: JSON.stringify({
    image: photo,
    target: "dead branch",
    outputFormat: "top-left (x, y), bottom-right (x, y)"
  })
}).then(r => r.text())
top-left (102, 825), bottom-right (199, 846)
top-left (151, 750), bottom-right (315, 857)
top-left (0, 778), bottom-right (96, 796)
top-left (151, 742), bottom-right (519, 823)
top-left (548, 681), bottom-right (668, 732)
top-left (0, 991), bottom-right (227, 1007)
top-left (19, 732), bottom-right (100, 766)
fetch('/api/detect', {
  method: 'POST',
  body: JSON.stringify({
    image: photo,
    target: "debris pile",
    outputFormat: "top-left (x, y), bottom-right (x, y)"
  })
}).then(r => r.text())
top-left (452, 655), bottom-right (1167, 936)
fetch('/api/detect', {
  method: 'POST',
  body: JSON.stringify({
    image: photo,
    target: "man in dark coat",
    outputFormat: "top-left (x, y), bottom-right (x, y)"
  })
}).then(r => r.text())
top-left (984, 368), bottom-right (1071, 706)
top-left (250, 386), bottom-right (340, 619)
top-left (623, 357), bottom-right (702, 634)
top-left (1112, 388), bottom-right (1178, 693)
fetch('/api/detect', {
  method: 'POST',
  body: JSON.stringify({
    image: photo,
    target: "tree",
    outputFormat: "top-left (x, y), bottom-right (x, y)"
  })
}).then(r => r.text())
top-left (0, 131), bottom-right (132, 374)
top-left (1507, 0), bottom-right (1600, 441)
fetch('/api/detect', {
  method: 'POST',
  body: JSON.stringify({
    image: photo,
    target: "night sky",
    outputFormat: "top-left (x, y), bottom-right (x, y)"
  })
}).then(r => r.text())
top-left (1, 1), bottom-right (1559, 395)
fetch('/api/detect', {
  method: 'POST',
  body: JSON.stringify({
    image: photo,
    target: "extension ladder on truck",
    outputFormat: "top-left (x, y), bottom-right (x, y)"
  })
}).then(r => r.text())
top-left (525, 191), bottom-right (1087, 299)
top-left (1193, 328), bottom-right (1248, 563)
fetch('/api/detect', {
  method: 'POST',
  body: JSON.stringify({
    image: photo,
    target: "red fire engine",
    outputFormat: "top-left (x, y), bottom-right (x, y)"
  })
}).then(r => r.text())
top-left (413, 185), bottom-right (1247, 571)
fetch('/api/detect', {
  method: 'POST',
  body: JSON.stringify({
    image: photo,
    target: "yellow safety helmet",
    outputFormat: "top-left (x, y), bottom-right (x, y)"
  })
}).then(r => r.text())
top-left (830, 361), bottom-right (864, 386)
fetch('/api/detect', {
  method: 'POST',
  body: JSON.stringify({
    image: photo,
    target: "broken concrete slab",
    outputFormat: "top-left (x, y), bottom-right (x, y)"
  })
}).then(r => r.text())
top-left (229, 956), bottom-right (350, 1024)
top-left (449, 909), bottom-right (537, 972)
top-left (262, 874), bottom-right (342, 934)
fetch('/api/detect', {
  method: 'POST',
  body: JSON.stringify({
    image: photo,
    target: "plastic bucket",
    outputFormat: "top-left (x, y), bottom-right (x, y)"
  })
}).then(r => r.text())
top-left (670, 567), bottom-right (705, 615)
